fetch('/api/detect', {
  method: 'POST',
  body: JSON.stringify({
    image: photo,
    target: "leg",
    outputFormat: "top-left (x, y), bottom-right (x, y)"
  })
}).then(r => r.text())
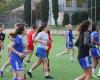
top-left (26, 51), bottom-right (33, 63)
top-left (16, 71), bottom-right (26, 80)
top-left (57, 48), bottom-right (70, 59)
top-left (27, 58), bottom-right (42, 78)
top-left (97, 58), bottom-right (100, 76)
top-left (0, 60), bottom-right (10, 77)
top-left (75, 73), bottom-right (86, 80)
top-left (92, 57), bottom-right (98, 78)
top-left (47, 55), bottom-right (50, 72)
top-left (71, 47), bottom-right (75, 62)
top-left (42, 57), bottom-right (54, 79)
top-left (1, 60), bottom-right (10, 71)
top-left (84, 67), bottom-right (92, 80)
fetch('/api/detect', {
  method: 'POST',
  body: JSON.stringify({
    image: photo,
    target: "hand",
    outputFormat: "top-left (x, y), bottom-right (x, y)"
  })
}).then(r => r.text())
top-left (17, 53), bottom-right (25, 58)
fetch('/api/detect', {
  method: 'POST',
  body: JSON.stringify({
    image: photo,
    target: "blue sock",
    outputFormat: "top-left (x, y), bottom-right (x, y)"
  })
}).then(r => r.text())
top-left (12, 77), bottom-right (18, 80)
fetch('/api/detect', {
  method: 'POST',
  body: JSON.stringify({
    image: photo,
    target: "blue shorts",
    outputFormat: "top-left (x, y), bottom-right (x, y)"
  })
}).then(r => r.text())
top-left (78, 56), bottom-right (92, 69)
top-left (36, 47), bottom-right (47, 59)
top-left (10, 57), bottom-right (23, 71)
top-left (91, 48), bottom-right (100, 57)
top-left (66, 42), bottom-right (74, 49)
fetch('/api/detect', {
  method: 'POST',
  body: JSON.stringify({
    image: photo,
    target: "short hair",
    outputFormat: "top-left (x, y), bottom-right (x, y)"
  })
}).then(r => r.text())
top-left (0, 23), bottom-right (4, 28)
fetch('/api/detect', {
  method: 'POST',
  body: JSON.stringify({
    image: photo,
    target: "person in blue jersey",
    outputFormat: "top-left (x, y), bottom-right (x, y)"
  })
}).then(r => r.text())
top-left (75, 20), bottom-right (95, 80)
top-left (57, 24), bottom-right (75, 62)
top-left (27, 24), bottom-right (54, 79)
top-left (9, 25), bottom-right (27, 80)
top-left (90, 24), bottom-right (100, 78)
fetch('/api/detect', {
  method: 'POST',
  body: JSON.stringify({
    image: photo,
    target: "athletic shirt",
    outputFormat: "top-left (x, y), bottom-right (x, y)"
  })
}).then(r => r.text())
top-left (66, 30), bottom-right (73, 43)
top-left (0, 32), bottom-right (5, 42)
top-left (91, 31), bottom-right (99, 48)
top-left (10, 35), bottom-right (24, 60)
top-left (78, 31), bottom-right (94, 58)
top-left (27, 30), bottom-right (35, 45)
top-left (35, 31), bottom-right (48, 49)
top-left (47, 33), bottom-right (52, 49)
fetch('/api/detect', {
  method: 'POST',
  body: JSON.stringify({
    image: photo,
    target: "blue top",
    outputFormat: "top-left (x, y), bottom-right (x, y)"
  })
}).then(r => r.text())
top-left (66, 30), bottom-right (73, 43)
top-left (10, 35), bottom-right (24, 60)
top-left (91, 31), bottom-right (99, 47)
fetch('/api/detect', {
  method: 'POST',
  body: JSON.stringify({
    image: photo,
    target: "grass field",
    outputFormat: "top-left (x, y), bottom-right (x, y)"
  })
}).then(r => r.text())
top-left (0, 35), bottom-right (99, 80)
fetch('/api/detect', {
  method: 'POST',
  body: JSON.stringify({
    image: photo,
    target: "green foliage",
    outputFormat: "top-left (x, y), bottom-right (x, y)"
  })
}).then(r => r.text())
top-left (52, 0), bottom-right (59, 26)
top-left (88, 0), bottom-right (100, 22)
top-left (0, 0), bottom-right (24, 13)
top-left (62, 13), bottom-right (70, 26)
top-left (71, 11), bottom-right (88, 25)
top-left (41, 0), bottom-right (49, 24)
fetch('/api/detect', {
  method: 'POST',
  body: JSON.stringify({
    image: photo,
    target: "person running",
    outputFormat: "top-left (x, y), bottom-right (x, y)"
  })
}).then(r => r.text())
top-left (90, 24), bottom-right (100, 78)
top-left (9, 25), bottom-right (27, 80)
top-left (0, 32), bottom-right (14, 77)
top-left (27, 24), bottom-right (54, 79)
top-left (46, 30), bottom-right (52, 72)
top-left (0, 23), bottom-right (5, 58)
top-left (75, 20), bottom-right (95, 80)
top-left (26, 25), bottom-right (37, 63)
top-left (57, 24), bottom-right (75, 62)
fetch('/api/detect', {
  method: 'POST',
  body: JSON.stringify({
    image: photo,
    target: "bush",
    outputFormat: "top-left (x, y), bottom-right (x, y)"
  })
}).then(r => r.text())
top-left (71, 11), bottom-right (88, 25)
top-left (62, 13), bottom-right (70, 26)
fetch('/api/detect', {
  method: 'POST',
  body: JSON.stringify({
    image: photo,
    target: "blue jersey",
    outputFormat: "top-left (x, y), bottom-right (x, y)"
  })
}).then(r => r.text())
top-left (91, 31), bottom-right (99, 47)
top-left (66, 30), bottom-right (73, 43)
top-left (10, 35), bottom-right (24, 60)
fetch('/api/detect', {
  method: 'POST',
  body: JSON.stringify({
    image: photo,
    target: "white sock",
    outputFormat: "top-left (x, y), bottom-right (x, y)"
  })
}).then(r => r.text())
top-left (44, 72), bottom-right (49, 76)
top-left (92, 68), bottom-right (96, 75)
top-left (98, 68), bottom-right (100, 74)
top-left (29, 69), bottom-right (32, 73)
top-left (0, 67), bottom-right (4, 71)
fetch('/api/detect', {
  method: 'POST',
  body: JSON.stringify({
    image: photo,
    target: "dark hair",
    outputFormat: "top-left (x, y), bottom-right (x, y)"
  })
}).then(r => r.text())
top-left (34, 23), bottom-right (47, 38)
top-left (92, 23), bottom-right (97, 32)
top-left (79, 20), bottom-right (91, 35)
top-left (14, 24), bottom-right (25, 37)
top-left (32, 25), bottom-right (37, 29)
top-left (0, 23), bottom-right (4, 28)
top-left (9, 32), bottom-right (15, 38)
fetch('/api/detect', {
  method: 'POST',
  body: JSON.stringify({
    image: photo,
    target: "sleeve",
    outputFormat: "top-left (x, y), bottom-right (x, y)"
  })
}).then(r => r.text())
top-left (14, 37), bottom-right (20, 45)
top-left (84, 32), bottom-right (95, 48)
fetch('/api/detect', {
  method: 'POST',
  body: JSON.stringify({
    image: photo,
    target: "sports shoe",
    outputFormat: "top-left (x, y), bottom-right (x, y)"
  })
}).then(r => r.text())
top-left (27, 71), bottom-right (32, 78)
top-left (0, 71), bottom-right (3, 77)
top-left (45, 75), bottom-right (54, 79)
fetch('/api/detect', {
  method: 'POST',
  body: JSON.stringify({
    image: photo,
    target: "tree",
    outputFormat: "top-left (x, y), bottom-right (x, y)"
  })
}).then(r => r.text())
top-left (0, 0), bottom-right (24, 13)
top-left (40, 0), bottom-right (49, 24)
top-left (24, 0), bottom-right (31, 26)
top-left (62, 13), bottom-right (70, 26)
top-left (52, 0), bottom-right (59, 26)
top-left (72, 11), bottom-right (88, 25)
top-left (88, 0), bottom-right (100, 22)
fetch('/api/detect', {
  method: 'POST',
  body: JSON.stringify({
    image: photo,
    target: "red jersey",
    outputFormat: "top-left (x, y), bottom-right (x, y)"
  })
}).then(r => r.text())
top-left (47, 33), bottom-right (52, 54)
top-left (27, 30), bottom-right (35, 45)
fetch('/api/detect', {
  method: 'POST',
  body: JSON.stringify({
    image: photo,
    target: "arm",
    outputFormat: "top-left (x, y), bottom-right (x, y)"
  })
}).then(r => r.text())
top-left (9, 42), bottom-right (25, 58)
top-left (84, 32), bottom-right (95, 48)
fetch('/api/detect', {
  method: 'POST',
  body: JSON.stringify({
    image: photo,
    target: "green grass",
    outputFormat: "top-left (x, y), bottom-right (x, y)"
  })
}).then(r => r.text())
top-left (0, 36), bottom-right (99, 80)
